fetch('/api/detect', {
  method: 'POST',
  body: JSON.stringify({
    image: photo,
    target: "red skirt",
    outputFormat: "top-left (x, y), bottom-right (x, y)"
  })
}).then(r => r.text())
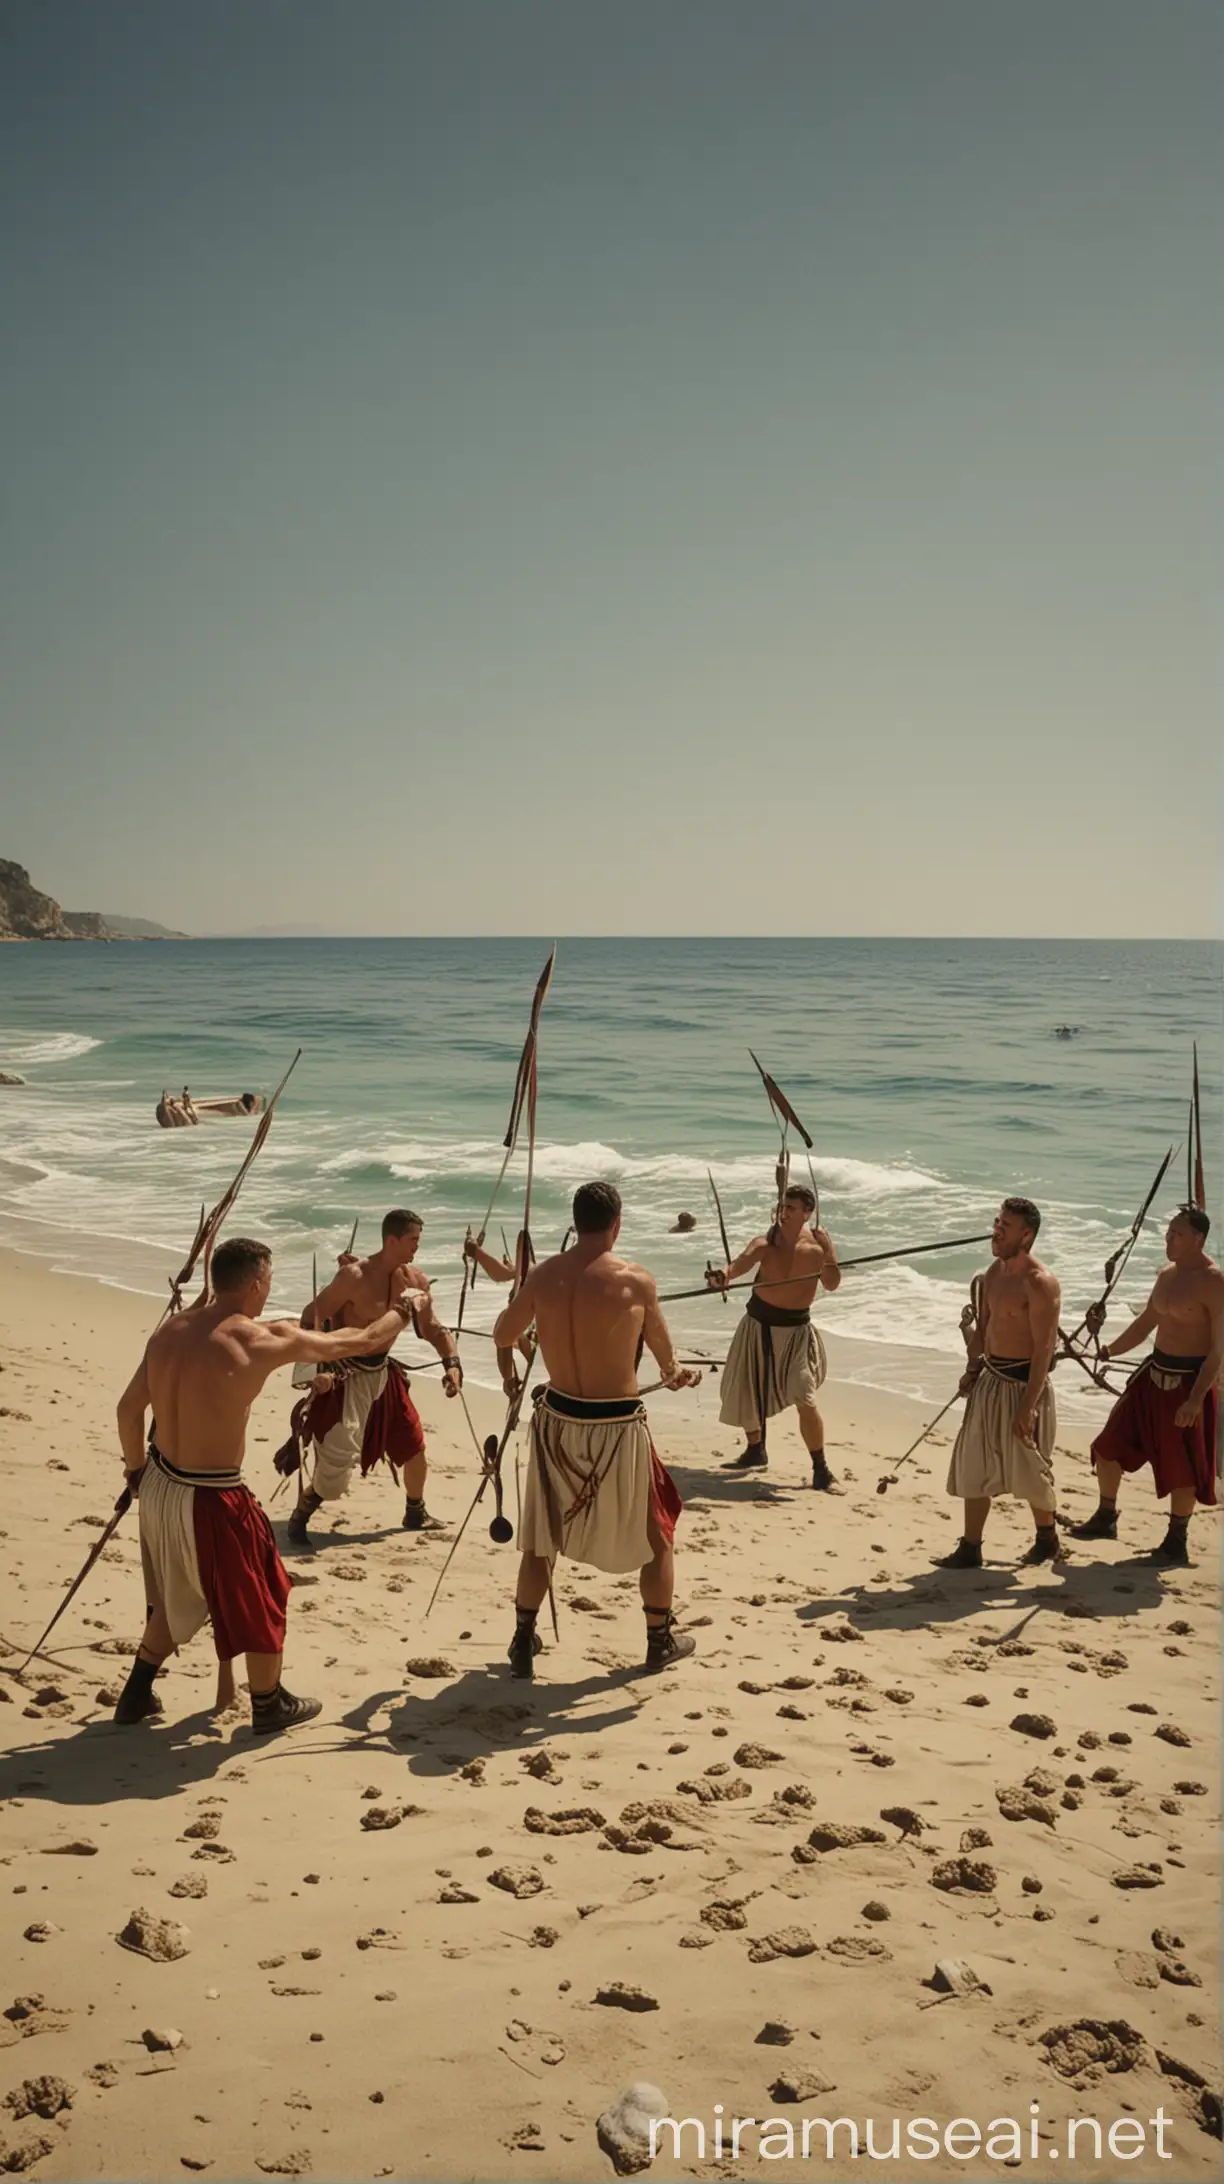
top-left (1091, 1360), bottom-right (1218, 1506)
top-left (193, 1486), bottom-right (291, 1659)
top-left (277, 1356), bottom-right (425, 1481)
top-left (358, 1357), bottom-right (425, 1477)
top-left (649, 1444), bottom-right (683, 1545)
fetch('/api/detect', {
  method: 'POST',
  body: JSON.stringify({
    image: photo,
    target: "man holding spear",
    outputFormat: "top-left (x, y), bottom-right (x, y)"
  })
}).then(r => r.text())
top-left (706, 1184), bottom-right (842, 1486)
top-left (1072, 1204), bottom-right (1221, 1564)
top-left (113, 1237), bottom-right (413, 1731)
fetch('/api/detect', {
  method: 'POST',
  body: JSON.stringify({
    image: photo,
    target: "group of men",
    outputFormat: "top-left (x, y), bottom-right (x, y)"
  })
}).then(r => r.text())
top-left (109, 1173), bottom-right (1220, 1737)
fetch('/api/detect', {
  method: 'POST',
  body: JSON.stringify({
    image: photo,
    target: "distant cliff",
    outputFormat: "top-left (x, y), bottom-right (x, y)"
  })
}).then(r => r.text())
top-left (0, 859), bottom-right (186, 941)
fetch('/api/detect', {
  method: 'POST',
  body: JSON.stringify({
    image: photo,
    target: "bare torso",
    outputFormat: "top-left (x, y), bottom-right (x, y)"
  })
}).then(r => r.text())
top-left (1150, 1258), bottom-right (1222, 1355)
top-left (312, 1253), bottom-right (423, 1334)
top-left (529, 1248), bottom-right (653, 1399)
top-left (145, 1305), bottom-right (268, 1473)
top-left (751, 1230), bottom-right (829, 1312)
top-left (980, 1255), bottom-right (1055, 1359)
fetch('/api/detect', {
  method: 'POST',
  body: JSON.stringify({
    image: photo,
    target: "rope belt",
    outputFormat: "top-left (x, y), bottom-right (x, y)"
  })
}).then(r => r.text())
top-left (982, 1356), bottom-right (1032, 1385)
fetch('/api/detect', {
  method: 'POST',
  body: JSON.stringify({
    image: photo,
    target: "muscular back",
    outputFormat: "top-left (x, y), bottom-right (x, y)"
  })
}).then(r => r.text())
top-left (145, 1306), bottom-right (269, 1473)
top-left (529, 1249), bottom-right (653, 1399)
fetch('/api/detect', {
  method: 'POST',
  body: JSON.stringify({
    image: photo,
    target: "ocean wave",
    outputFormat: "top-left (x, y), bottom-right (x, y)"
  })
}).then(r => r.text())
top-left (0, 1029), bottom-right (103, 1067)
top-left (359, 1135), bottom-right (947, 1200)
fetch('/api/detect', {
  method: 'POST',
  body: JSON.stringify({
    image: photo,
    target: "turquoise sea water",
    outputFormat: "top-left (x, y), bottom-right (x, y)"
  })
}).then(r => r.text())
top-left (0, 938), bottom-right (1219, 1412)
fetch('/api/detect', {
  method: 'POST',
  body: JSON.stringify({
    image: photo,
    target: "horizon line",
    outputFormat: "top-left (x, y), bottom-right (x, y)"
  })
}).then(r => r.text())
top-left (180, 930), bottom-right (1222, 944)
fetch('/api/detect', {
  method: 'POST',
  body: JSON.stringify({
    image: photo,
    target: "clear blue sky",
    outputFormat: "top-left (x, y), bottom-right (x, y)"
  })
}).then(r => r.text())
top-left (3, 1), bottom-right (1219, 936)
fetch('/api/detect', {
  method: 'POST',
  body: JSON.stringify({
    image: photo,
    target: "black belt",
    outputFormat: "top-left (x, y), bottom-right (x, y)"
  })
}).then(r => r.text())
top-left (544, 1389), bottom-right (644, 1422)
top-left (986, 1356), bottom-right (1031, 1384)
top-left (1151, 1349), bottom-right (1205, 1373)
top-left (747, 1292), bottom-right (812, 1329)
top-left (149, 1444), bottom-right (244, 1489)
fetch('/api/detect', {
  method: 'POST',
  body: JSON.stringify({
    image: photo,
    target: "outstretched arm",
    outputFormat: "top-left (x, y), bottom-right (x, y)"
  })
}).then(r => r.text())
top-left (706, 1236), bottom-right (768, 1292)
top-left (257, 1302), bottom-right (411, 1374)
top-left (464, 1236), bottom-right (515, 1283)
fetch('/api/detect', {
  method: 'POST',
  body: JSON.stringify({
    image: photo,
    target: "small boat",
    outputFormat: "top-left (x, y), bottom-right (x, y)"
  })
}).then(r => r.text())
top-left (155, 1091), bottom-right (264, 1128)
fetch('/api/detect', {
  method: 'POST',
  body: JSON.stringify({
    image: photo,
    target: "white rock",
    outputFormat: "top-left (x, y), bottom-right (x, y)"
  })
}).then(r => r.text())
top-left (597, 2083), bottom-right (670, 2176)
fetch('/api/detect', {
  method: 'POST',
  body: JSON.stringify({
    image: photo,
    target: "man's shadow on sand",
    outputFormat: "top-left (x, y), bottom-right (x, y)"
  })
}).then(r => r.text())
top-left (794, 1553), bottom-right (1168, 1635)
top-left (326, 1659), bottom-right (653, 1779)
top-left (672, 1456), bottom-right (816, 1508)
top-left (0, 1706), bottom-right (243, 1811)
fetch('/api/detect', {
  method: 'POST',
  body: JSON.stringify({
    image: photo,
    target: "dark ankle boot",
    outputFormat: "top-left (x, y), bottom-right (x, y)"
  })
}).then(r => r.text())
top-left (402, 1496), bottom-right (444, 1532)
top-left (1020, 1525), bottom-right (1067, 1566)
top-left (1069, 1504), bottom-right (1118, 1540)
top-left (1145, 1524), bottom-right (1190, 1567)
top-left (113, 1654), bottom-right (164, 1726)
top-left (250, 1683), bottom-right (322, 1736)
top-left (287, 1488), bottom-right (322, 1546)
top-left (809, 1451), bottom-right (842, 1493)
top-left (644, 1612), bottom-right (696, 1673)
top-left (725, 1441), bottom-right (767, 1471)
top-left (508, 1608), bottom-right (543, 1679)
top-left (934, 1537), bottom-right (983, 1571)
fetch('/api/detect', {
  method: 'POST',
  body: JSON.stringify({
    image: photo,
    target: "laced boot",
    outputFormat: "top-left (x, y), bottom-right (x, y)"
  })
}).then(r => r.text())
top-left (113, 1653), bottom-right (165, 1726)
top-left (508, 1606), bottom-right (544, 1679)
top-left (934, 1536), bottom-right (983, 1571)
top-left (809, 1450), bottom-right (843, 1494)
top-left (644, 1610), bottom-right (696, 1673)
top-left (250, 1683), bottom-right (323, 1736)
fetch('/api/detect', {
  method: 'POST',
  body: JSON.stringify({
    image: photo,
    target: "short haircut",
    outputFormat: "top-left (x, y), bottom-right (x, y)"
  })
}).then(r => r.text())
top-left (1002, 1195), bottom-right (1042, 1239)
top-left (382, 1208), bottom-right (422, 1240)
top-left (783, 1183), bottom-right (816, 1215)
top-left (1176, 1202), bottom-right (1211, 1239)
top-left (572, 1180), bottom-right (622, 1233)
top-left (211, 1237), bottom-right (272, 1292)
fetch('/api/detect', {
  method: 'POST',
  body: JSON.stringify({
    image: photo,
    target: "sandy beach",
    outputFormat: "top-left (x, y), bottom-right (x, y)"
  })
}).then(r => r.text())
top-left (0, 1245), bottom-right (1219, 2182)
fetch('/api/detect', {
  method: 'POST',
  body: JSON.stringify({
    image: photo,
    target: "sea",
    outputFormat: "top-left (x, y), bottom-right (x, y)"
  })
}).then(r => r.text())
top-left (0, 938), bottom-right (1219, 1419)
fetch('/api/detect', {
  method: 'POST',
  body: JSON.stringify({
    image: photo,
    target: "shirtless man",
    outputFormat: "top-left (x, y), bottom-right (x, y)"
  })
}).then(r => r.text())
top-left (287, 1208), bottom-right (460, 1545)
top-left (491, 1179), bottom-right (700, 1679)
top-left (113, 1236), bottom-right (411, 1732)
top-left (1071, 1205), bottom-right (1221, 1565)
top-left (705, 1183), bottom-right (842, 1488)
top-left (938, 1196), bottom-right (1063, 1570)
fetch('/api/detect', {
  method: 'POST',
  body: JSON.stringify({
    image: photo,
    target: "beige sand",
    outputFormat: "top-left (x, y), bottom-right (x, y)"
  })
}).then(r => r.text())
top-left (0, 1245), bottom-right (1219, 2182)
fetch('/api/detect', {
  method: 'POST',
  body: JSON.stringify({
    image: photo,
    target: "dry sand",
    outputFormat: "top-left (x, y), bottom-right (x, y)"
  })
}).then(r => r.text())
top-left (0, 1245), bottom-right (1219, 2182)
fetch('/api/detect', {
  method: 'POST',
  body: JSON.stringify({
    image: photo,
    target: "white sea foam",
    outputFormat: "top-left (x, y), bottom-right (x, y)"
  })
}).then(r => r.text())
top-left (0, 1029), bottom-right (103, 1067)
top-left (370, 1134), bottom-right (942, 1200)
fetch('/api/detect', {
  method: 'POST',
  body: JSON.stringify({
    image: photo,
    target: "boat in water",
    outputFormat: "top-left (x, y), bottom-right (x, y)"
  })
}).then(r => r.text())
top-left (155, 1090), bottom-right (264, 1128)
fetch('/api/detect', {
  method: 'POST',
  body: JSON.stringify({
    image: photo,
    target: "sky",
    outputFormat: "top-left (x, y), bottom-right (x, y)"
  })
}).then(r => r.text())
top-left (2, 1), bottom-right (1219, 938)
